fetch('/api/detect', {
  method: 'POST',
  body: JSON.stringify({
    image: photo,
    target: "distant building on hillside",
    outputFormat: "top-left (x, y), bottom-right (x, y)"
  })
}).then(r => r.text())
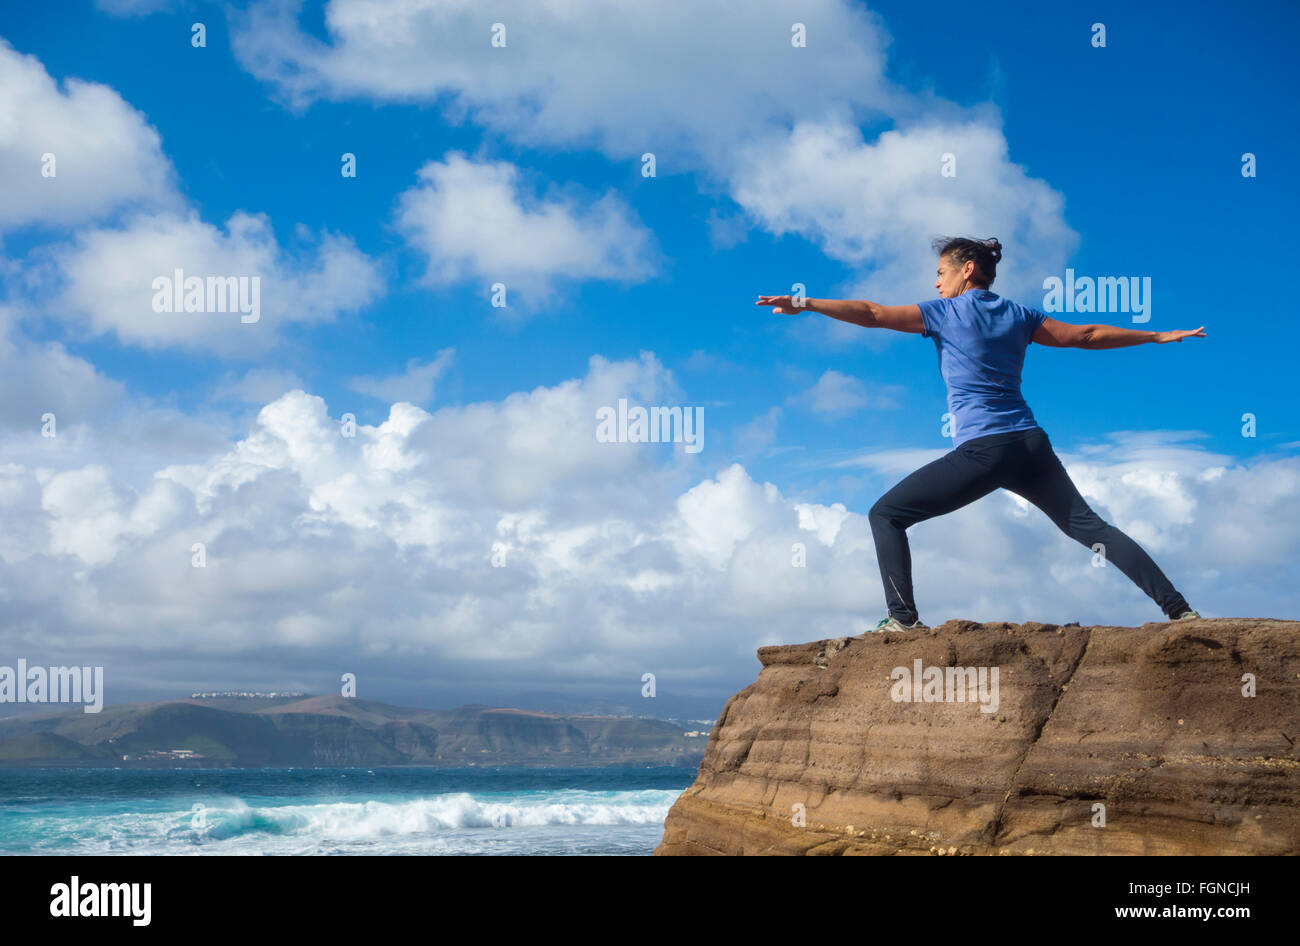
top-left (190, 691), bottom-right (306, 699)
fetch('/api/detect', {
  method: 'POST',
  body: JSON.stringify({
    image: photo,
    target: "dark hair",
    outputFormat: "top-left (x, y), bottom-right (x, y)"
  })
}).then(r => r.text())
top-left (931, 236), bottom-right (1002, 286)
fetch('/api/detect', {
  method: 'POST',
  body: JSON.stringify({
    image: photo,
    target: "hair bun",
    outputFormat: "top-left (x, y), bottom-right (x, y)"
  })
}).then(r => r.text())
top-left (930, 234), bottom-right (1003, 287)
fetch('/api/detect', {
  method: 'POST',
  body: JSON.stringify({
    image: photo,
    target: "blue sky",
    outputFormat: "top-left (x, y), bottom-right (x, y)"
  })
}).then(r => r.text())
top-left (0, 0), bottom-right (1296, 715)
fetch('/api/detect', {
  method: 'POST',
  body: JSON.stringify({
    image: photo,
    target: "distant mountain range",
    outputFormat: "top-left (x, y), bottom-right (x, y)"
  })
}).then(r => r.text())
top-left (0, 695), bottom-right (713, 767)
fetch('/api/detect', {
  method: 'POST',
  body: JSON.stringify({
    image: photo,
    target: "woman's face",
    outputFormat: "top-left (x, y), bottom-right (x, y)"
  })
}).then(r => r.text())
top-left (934, 254), bottom-right (975, 298)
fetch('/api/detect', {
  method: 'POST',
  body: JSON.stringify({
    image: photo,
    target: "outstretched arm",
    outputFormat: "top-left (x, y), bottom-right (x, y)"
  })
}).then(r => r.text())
top-left (1032, 317), bottom-right (1206, 349)
top-left (755, 296), bottom-right (925, 334)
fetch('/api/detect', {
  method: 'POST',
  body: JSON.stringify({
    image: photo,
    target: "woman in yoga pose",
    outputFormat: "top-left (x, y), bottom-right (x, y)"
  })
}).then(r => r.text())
top-left (756, 236), bottom-right (1204, 631)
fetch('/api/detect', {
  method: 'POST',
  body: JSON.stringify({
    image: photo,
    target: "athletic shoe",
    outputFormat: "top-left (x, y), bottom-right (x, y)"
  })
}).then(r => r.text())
top-left (870, 616), bottom-right (929, 633)
top-left (1174, 610), bottom-right (1202, 621)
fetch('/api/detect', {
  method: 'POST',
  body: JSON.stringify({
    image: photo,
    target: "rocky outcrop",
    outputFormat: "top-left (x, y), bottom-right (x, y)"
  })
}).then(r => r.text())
top-left (656, 618), bottom-right (1300, 855)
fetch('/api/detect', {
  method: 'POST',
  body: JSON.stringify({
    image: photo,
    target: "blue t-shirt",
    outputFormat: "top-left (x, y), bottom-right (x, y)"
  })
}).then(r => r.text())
top-left (917, 289), bottom-right (1047, 447)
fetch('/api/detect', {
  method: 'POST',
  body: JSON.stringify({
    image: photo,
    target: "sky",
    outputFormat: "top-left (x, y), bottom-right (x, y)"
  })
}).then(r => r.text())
top-left (0, 0), bottom-right (1296, 717)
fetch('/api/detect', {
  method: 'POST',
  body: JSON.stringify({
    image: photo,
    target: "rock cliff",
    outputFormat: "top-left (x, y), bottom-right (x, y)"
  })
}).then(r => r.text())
top-left (656, 618), bottom-right (1299, 855)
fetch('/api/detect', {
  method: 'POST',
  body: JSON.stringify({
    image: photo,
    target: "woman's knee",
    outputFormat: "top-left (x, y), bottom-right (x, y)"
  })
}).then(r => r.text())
top-left (869, 498), bottom-right (901, 527)
top-left (1062, 510), bottom-right (1108, 544)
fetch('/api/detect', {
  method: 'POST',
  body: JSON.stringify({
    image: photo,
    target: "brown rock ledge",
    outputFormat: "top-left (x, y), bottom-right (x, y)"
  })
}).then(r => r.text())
top-left (655, 618), bottom-right (1300, 855)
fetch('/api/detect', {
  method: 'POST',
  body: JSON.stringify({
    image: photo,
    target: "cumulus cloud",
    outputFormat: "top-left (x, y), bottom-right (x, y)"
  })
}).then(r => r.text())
top-left (41, 211), bottom-right (382, 355)
top-left (231, 0), bottom-right (893, 168)
top-left (0, 306), bottom-right (127, 431)
top-left (0, 39), bottom-right (179, 230)
top-left (394, 154), bottom-right (659, 308)
top-left (1, 45), bottom-right (383, 357)
top-left (1, 354), bottom-right (1295, 708)
top-left (729, 119), bottom-right (1077, 304)
top-left (230, 0), bottom-right (1076, 312)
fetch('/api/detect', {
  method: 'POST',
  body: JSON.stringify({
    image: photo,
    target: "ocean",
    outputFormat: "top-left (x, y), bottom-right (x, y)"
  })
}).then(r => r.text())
top-left (0, 766), bottom-right (694, 856)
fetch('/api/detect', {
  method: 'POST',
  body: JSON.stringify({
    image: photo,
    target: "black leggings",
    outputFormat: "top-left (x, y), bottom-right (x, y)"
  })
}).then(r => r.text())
top-left (868, 426), bottom-right (1191, 623)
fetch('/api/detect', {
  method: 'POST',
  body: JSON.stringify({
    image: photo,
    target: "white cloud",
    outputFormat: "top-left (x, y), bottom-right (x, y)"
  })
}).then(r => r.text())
top-left (0, 39), bottom-right (179, 230)
top-left (43, 211), bottom-right (382, 355)
top-left (231, 0), bottom-right (892, 169)
top-left (208, 367), bottom-right (309, 405)
top-left (39, 464), bottom-right (181, 566)
top-left (796, 501), bottom-right (850, 546)
top-left (837, 445), bottom-right (949, 475)
top-left (1, 46), bottom-right (384, 357)
top-left (348, 349), bottom-right (454, 405)
top-left (231, 1), bottom-right (1077, 312)
top-left (0, 305), bottom-right (127, 430)
top-left (673, 464), bottom-right (778, 571)
top-left (729, 119), bottom-right (1078, 304)
top-left (394, 154), bottom-right (658, 308)
top-left (1, 352), bottom-right (1294, 705)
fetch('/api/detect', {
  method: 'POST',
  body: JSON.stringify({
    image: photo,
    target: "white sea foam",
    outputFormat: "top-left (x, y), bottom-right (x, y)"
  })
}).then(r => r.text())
top-left (13, 790), bottom-right (680, 855)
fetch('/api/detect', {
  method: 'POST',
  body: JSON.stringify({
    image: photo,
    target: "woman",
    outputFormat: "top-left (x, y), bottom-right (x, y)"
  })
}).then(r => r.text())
top-left (757, 236), bottom-right (1204, 632)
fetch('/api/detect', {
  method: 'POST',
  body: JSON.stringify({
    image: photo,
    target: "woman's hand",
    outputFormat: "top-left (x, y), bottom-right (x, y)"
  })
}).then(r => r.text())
top-left (755, 294), bottom-right (808, 315)
top-left (1154, 327), bottom-right (1206, 343)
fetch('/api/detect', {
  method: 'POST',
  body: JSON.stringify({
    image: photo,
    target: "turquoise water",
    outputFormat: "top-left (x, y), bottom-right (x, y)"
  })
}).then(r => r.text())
top-left (0, 766), bottom-right (694, 855)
